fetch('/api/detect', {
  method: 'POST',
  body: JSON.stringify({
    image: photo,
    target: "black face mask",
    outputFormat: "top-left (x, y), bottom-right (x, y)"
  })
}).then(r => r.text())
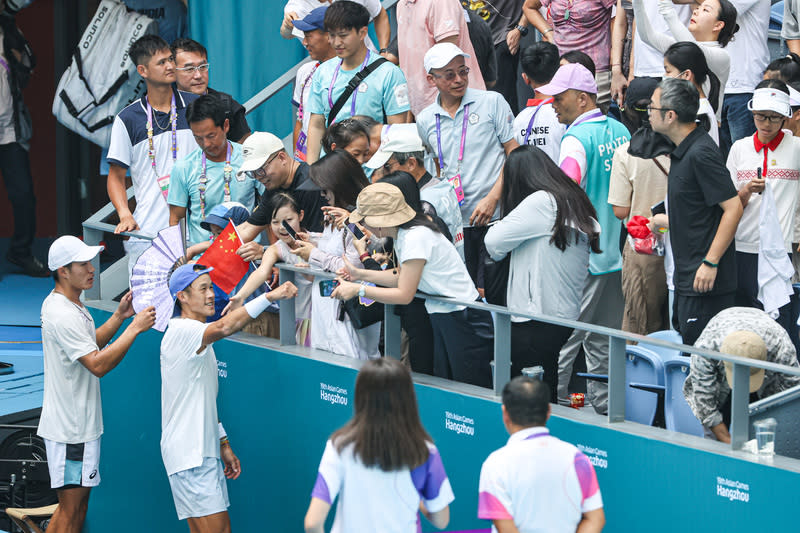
top-left (627, 122), bottom-right (675, 159)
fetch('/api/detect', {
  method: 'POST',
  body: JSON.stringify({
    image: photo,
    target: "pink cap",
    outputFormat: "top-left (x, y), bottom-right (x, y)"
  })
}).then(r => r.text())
top-left (537, 64), bottom-right (597, 96)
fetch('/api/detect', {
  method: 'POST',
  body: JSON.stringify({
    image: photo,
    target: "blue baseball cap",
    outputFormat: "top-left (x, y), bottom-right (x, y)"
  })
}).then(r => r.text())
top-left (169, 264), bottom-right (214, 299)
top-left (292, 6), bottom-right (328, 32)
top-left (200, 202), bottom-right (251, 231)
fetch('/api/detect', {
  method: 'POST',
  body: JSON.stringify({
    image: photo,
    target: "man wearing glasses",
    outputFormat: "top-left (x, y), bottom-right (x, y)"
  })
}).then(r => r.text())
top-left (416, 43), bottom-right (518, 289)
top-left (171, 38), bottom-right (251, 143)
top-left (649, 77), bottom-right (742, 346)
top-left (233, 132), bottom-right (327, 262)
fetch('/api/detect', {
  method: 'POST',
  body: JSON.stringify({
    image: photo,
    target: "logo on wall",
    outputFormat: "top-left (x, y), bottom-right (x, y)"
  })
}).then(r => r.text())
top-left (716, 476), bottom-right (750, 503)
top-left (445, 410), bottom-right (475, 436)
top-left (320, 382), bottom-right (348, 406)
top-left (217, 360), bottom-right (228, 379)
top-left (576, 443), bottom-right (608, 469)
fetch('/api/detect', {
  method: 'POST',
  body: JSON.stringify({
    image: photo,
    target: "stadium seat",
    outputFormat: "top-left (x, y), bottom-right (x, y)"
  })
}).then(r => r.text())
top-left (663, 359), bottom-right (704, 437)
top-left (639, 330), bottom-right (684, 365)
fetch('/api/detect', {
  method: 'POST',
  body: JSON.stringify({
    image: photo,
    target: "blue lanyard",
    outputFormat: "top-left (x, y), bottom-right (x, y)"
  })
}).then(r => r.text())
top-left (435, 103), bottom-right (470, 175)
top-left (328, 50), bottom-right (371, 118)
top-left (565, 109), bottom-right (604, 133)
top-left (523, 98), bottom-right (553, 145)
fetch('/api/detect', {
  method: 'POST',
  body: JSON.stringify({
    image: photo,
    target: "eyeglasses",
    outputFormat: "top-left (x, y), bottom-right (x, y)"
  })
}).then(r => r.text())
top-left (646, 104), bottom-right (673, 113)
top-left (752, 113), bottom-right (785, 124)
top-left (245, 152), bottom-right (280, 180)
top-left (431, 67), bottom-right (470, 82)
top-left (175, 63), bottom-right (210, 74)
top-left (383, 158), bottom-right (399, 174)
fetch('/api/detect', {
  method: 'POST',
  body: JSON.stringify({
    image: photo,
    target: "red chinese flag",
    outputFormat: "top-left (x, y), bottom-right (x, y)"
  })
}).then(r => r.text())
top-left (197, 220), bottom-right (249, 293)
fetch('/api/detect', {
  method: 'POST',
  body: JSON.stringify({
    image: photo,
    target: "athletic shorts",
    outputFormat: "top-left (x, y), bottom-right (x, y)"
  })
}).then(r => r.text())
top-left (168, 457), bottom-right (229, 520)
top-left (44, 437), bottom-right (101, 489)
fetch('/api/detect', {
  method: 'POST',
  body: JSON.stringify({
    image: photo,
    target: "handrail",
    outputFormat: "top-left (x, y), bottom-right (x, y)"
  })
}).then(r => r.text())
top-left (275, 262), bottom-right (800, 453)
top-left (242, 0), bottom-right (400, 115)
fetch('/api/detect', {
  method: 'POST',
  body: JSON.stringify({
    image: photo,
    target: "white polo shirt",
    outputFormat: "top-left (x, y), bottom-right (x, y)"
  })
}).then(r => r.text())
top-left (311, 439), bottom-right (454, 533)
top-left (38, 292), bottom-right (102, 444)
top-left (478, 426), bottom-right (603, 533)
top-left (727, 130), bottom-right (800, 253)
top-left (513, 98), bottom-right (565, 163)
top-left (160, 318), bottom-right (220, 476)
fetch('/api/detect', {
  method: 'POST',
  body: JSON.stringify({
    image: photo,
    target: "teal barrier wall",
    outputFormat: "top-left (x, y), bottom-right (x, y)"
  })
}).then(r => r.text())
top-left (84, 308), bottom-right (795, 532)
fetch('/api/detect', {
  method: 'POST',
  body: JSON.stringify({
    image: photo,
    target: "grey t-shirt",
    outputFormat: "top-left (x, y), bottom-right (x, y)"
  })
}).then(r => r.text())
top-left (784, 0), bottom-right (800, 40)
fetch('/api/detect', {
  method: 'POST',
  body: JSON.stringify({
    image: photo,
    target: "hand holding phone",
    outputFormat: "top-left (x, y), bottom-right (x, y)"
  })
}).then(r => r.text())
top-left (318, 279), bottom-right (340, 297)
top-left (346, 222), bottom-right (365, 240)
top-left (282, 220), bottom-right (298, 241)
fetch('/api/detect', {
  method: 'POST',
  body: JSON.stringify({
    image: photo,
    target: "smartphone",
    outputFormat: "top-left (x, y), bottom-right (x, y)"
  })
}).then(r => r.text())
top-left (346, 222), bottom-right (365, 240)
top-left (651, 201), bottom-right (666, 216)
top-left (281, 220), bottom-right (298, 240)
top-left (318, 279), bottom-right (340, 297)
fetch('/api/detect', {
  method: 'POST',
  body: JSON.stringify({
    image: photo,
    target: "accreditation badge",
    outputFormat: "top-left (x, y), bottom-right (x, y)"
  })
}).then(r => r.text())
top-left (448, 174), bottom-right (465, 205)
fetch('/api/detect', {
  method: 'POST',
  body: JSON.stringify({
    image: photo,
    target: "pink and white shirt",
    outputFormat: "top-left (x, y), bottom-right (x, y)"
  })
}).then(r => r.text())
top-left (478, 426), bottom-right (603, 533)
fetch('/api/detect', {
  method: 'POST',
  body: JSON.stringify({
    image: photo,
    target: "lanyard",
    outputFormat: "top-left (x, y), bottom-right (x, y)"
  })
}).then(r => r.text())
top-left (565, 109), bottom-right (604, 133)
top-left (146, 93), bottom-right (178, 176)
top-left (523, 98), bottom-right (553, 145)
top-left (298, 62), bottom-right (320, 121)
top-left (435, 103), bottom-right (470, 175)
top-left (328, 50), bottom-right (371, 117)
top-left (0, 57), bottom-right (9, 74)
top-left (199, 141), bottom-right (233, 220)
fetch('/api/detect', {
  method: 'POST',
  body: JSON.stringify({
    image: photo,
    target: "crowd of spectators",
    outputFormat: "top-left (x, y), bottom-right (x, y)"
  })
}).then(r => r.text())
top-left (33, 0), bottom-right (800, 530)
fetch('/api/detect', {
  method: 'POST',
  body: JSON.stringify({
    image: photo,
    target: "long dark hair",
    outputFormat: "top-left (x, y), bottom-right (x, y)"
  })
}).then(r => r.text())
top-left (308, 149), bottom-right (370, 209)
top-left (500, 146), bottom-right (600, 253)
top-left (716, 0), bottom-right (739, 48)
top-left (332, 358), bottom-right (431, 470)
top-left (665, 41), bottom-right (721, 113)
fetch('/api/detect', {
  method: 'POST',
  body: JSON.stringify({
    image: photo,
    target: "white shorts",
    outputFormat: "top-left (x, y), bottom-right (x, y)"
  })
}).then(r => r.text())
top-left (168, 457), bottom-right (230, 521)
top-left (44, 437), bottom-right (101, 489)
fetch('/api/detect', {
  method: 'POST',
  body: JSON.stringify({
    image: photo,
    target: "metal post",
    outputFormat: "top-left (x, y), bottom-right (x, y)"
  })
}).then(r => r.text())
top-left (607, 335), bottom-right (627, 423)
top-left (383, 304), bottom-right (402, 360)
top-left (729, 362), bottom-right (750, 450)
top-left (83, 226), bottom-right (103, 301)
top-left (493, 313), bottom-right (511, 395)
top-left (278, 267), bottom-right (297, 346)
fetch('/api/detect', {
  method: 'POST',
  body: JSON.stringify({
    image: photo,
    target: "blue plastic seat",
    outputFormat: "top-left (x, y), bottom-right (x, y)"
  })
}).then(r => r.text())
top-left (639, 330), bottom-right (684, 365)
top-left (663, 359), bottom-right (704, 437)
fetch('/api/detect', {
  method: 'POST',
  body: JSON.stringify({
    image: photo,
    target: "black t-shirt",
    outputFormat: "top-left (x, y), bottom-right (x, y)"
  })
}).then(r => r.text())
top-left (207, 87), bottom-right (251, 143)
top-left (667, 127), bottom-right (737, 296)
top-left (462, 0), bottom-right (525, 45)
top-left (465, 9), bottom-right (498, 85)
top-left (246, 162), bottom-right (326, 232)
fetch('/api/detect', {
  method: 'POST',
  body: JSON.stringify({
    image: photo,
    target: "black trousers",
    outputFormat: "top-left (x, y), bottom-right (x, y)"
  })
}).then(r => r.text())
top-left (494, 40), bottom-right (520, 115)
top-left (398, 298), bottom-right (435, 376)
top-left (464, 226), bottom-right (489, 289)
top-left (429, 306), bottom-right (494, 388)
top-left (673, 291), bottom-right (735, 347)
top-left (511, 320), bottom-right (573, 403)
top-left (0, 142), bottom-right (36, 256)
top-left (735, 251), bottom-right (796, 344)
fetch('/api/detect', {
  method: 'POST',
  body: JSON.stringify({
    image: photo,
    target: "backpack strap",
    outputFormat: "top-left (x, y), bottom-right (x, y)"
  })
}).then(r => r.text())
top-left (327, 57), bottom-right (388, 127)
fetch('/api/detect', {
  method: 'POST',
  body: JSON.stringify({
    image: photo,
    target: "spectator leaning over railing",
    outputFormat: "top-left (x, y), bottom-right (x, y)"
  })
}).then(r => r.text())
top-left (292, 6), bottom-right (336, 162)
top-left (417, 43), bottom-right (519, 291)
top-left (304, 358), bottom-right (454, 533)
top-left (542, 63), bottom-right (629, 413)
top-left (167, 94), bottom-right (262, 246)
top-left (305, 1), bottom-right (410, 164)
top-left (290, 150), bottom-right (381, 359)
top-left (485, 146), bottom-right (600, 402)
top-left (107, 35), bottom-right (199, 275)
top-left (171, 38), bottom-right (251, 144)
top-left (608, 77), bottom-right (671, 335)
top-left (683, 307), bottom-right (800, 443)
top-left (332, 182), bottom-right (495, 388)
top-left (478, 377), bottom-right (605, 533)
top-left (648, 78), bottom-right (742, 346)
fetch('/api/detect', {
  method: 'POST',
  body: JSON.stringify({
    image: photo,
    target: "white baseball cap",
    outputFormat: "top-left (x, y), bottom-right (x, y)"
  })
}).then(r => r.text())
top-left (48, 235), bottom-right (104, 271)
top-left (238, 132), bottom-right (285, 176)
top-left (423, 42), bottom-right (470, 74)
top-left (365, 124), bottom-right (424, 169)
top-left (748, 87), bottom-right (792, 118)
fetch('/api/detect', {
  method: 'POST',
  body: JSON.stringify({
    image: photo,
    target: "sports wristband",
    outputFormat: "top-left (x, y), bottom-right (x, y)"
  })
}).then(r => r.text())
top-left (244, 294), bottom-right (271, 318)
top-left (359, 252), bottom-right (370, 262)
top-left (218, 422), bottom-right (227, 440)
top-left (702, 259), bottom-right (718, 268)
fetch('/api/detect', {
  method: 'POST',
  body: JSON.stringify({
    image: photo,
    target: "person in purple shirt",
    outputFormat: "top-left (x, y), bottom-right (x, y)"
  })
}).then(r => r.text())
top-left (304, 358), bottom-right (455, 533)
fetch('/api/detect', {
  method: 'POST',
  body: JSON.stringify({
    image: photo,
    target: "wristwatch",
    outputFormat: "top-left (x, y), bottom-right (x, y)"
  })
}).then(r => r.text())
top-left (515, 24), bottom-right (528, 36)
